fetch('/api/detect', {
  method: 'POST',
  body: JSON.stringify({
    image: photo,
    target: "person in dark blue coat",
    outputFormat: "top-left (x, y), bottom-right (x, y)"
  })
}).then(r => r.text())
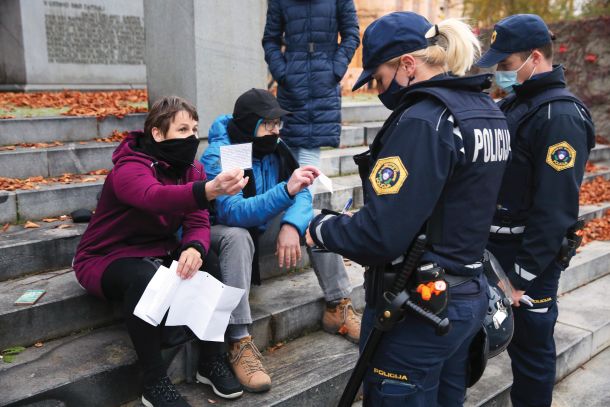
top-left (306, 12), bottom-right (510, 406)
top-left (262, 0), bottom-right (360, 167)
top-left (476, 14), bottom-right (595, 407)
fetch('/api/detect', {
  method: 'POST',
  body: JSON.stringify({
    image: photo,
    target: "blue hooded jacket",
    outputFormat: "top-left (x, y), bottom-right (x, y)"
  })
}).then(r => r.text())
top-left (201, 115), bottom-right (313, 235)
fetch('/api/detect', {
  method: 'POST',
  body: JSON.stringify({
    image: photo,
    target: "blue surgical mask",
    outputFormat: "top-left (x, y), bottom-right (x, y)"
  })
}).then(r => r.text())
top-left (378, 65), bottom-right (413, 110)
top-left (494, 54), bottom-right (535, 92)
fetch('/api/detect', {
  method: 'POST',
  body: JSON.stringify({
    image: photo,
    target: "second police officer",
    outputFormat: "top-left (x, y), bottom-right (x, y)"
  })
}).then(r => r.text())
top-left (476, 14), bottom-right (595, 407)
top-left (306, 12), bottom-right (510, 405)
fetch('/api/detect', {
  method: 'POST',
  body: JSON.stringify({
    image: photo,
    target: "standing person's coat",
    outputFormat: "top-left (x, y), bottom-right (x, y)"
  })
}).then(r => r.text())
top-left (262, 0), bottom-right (360, 149)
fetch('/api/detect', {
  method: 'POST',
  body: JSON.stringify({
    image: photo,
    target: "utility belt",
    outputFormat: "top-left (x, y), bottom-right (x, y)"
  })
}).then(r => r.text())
top-left (489, 219), bottom-right (585, 269)
top-left (285, 42), bottom-right (337, 53)
top-left (364, 262), bottom-right (474, 315)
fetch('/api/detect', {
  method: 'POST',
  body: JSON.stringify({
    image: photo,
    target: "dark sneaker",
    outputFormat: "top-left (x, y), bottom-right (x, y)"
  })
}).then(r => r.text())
top-left (197, 353), bottom-right (244, 399)
top-left (142, 376), bottom-right (191, 407)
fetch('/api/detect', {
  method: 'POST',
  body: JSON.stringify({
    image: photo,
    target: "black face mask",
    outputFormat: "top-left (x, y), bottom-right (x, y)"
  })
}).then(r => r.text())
top-left (253, 135), bottom-right (279, 158)
top-left (151, 135), bottom-right (199, 172)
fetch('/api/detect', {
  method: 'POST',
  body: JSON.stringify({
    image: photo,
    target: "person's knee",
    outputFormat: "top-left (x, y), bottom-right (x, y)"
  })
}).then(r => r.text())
top-left (219, 227), bottom-right (255, 253)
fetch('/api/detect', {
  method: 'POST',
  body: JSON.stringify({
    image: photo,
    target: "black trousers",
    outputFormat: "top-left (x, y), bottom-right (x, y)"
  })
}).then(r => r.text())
top-left (101, 257), bottom-right (224, 386)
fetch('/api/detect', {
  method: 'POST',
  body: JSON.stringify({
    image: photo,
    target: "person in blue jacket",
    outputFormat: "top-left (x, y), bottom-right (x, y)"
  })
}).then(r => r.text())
top-left (306, 12), bottom-right (510, 405)
top-left (262, 0), bottom-right (360, 167)
top-left (200, 88), bottom-right (361, 393)
top-left (476, 14), bottom-right (595, 407)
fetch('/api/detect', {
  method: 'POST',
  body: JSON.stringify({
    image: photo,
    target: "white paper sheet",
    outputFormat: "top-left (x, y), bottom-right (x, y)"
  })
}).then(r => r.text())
top-left (134, 261), bottom-right (245, 342)
top-left (313, 172), bottom-right (333, 193)
top-left (133, 263), bottom-right (180, 326)
top-left (166, 272), bottom-right (244, 341)
top-left (220, 143), bottom-right (252, 171)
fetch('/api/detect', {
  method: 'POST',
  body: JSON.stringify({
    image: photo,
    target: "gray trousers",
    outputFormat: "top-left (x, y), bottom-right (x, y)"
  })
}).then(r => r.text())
top-left (209, 215), bottom-right (352, 325)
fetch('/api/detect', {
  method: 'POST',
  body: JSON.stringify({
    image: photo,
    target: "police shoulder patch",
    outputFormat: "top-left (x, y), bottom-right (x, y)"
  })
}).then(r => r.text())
top-left (546, 141), bottom-right (576, 171)
top-left (369, 156), bottom-right (408, 195)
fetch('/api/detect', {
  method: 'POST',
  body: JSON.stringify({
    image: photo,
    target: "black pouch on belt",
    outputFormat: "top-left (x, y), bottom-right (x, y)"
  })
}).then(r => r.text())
top-left (409, 263), bottom-right (449, 315)
top-left (557, 219), bottom-right (585, 269)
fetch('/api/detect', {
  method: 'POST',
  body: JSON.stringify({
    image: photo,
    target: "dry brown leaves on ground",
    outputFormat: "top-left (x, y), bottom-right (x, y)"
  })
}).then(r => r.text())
top-left (0, 173), bottom-right (103, 192)
top-left (0, 90), bottom-right (148, 119)
top-left (580, 210), bottom-right (610, 246)
top-left (579, 176), bottom-right (610, 205)
top-left (585, 161), bottom-right (607, 174)
top-left (0, 141), bottom-right (64, 151)
top-left (94, 130), bottom-right (129, 143)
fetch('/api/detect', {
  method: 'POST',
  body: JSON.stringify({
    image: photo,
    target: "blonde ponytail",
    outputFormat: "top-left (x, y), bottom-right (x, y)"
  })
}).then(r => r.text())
top-left (411, 18), bottom-right (481, 76)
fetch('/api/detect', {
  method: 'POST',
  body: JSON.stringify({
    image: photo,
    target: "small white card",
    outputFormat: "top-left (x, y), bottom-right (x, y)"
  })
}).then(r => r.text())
top-left (220, 143), bottom-right (252, 171)
top-left (313, 172), bottom-right (333, 193)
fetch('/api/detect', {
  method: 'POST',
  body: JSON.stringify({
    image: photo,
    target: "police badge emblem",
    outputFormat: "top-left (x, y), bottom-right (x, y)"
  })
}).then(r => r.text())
top-left (546, 141), bottom-right (576, 171)
top-left (369, 156), bottom-right (408, 195)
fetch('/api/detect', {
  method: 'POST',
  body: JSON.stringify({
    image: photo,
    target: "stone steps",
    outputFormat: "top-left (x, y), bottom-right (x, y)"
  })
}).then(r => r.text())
top-left (0, 141), bottom-right (369, 180)
top-left (0, 114), bottom-right (147, 146)
top-left (1, 179), bottom-right (608, 283)
top-left (0, 170), bottom-right (364, 225)
top-left (4, 249), bottom-right (605, 407)
top-left (0, 260), bottom-right (365, 351)
top-left (0, 103), bottom-right (386, 147)
top-left (584, 160), bottom-right (610, 182)
top-left (552, 345), bottom-right (610, 407)
top-left (590, 144), bottom-right (610, 163)
top-left (0, 264), bottom-right (364, 407)
top-left (466, 272), bottom-right (610, 407)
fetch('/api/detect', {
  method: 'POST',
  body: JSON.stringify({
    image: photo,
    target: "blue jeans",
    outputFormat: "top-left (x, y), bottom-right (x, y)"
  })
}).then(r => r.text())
top-left (293, 147), bottom-right (321, 167)
top-left (360, 275), bottom-right (488, 406)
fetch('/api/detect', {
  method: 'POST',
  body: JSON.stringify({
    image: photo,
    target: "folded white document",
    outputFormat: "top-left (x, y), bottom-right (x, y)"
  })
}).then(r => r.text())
top-left (134, 261), bottom-right (245, 341)
top-left (220, 143), bottom-right (252, 171)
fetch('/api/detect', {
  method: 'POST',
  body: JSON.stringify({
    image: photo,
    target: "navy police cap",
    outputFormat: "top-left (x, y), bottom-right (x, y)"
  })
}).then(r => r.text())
top-left (352, 12), bottom-right (433, 91)
top-left (476, 14), bottom-right (553, 68)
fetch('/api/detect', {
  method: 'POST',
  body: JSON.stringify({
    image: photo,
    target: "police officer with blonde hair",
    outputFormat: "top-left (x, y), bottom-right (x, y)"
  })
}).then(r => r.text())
top-left (477, 14), bottom-right (595, 407)
top-left (306, 12), bottom-right (509, 405)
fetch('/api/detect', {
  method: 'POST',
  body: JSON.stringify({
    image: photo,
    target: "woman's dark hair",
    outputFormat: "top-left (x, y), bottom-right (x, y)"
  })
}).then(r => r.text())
top-left (143, 96), bottom-right (199, 139)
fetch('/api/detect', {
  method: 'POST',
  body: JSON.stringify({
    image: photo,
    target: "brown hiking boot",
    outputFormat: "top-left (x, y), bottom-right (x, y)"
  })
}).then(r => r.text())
top-left (322, 298), bottom-right (361, 344)
top-left (229, 336), bottom-right (271, 393)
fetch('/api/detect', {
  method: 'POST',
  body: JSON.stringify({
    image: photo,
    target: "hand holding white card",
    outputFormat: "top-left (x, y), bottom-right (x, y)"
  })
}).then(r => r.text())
top-left (220, 143), bottom-right (252, 171)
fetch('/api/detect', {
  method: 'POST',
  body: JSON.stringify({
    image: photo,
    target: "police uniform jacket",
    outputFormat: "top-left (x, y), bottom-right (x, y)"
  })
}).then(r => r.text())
top-left (310, 74), bottom-right (510, 276)
top-left (490, 66), bottom-right (595, 291)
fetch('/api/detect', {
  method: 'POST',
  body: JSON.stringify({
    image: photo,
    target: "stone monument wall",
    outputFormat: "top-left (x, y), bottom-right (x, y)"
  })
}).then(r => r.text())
top-left (0, 0), bottom-right (146, 90)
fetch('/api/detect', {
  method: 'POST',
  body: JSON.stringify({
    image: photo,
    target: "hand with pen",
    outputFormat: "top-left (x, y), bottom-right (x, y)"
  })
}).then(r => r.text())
top-left (305, 197), bottom-right (353, 248)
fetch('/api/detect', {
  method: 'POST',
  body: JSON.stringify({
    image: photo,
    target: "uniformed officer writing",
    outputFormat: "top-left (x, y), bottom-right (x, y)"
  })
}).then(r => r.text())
top-left (476, 14), bottom-right (596, 407)
top-left (305, 12), bottom-right (509, 406)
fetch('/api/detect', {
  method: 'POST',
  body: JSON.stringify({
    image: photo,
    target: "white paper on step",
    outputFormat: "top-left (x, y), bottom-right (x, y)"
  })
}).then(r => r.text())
top-left (133, 261), bottom-right (245, 341)
top-left (220, 143), bottom-right (252, 171)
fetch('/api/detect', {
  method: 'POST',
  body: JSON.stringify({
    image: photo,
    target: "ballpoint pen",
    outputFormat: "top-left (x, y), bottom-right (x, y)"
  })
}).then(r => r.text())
top-left (341, 197), bottom-right (353, 214)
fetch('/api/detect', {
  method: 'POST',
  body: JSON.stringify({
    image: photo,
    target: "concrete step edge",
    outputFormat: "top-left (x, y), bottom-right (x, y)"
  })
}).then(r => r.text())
top-left (467, 273), bottom-right (610, 406)
top-left (0, 262), bottom-right (365, 351)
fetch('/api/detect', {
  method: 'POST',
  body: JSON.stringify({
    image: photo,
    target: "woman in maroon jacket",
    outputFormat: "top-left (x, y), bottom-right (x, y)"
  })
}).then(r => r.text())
top-left (73, 96), bottom-right (247, 407)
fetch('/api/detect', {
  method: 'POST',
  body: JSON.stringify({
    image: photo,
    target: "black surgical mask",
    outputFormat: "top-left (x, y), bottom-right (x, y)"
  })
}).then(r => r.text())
top-left (151, 135), bottom-right (199, 172)
top-left (377, 65), bottom-right (414, 110)
top-left (253, 135), bottom-right (279, 158)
